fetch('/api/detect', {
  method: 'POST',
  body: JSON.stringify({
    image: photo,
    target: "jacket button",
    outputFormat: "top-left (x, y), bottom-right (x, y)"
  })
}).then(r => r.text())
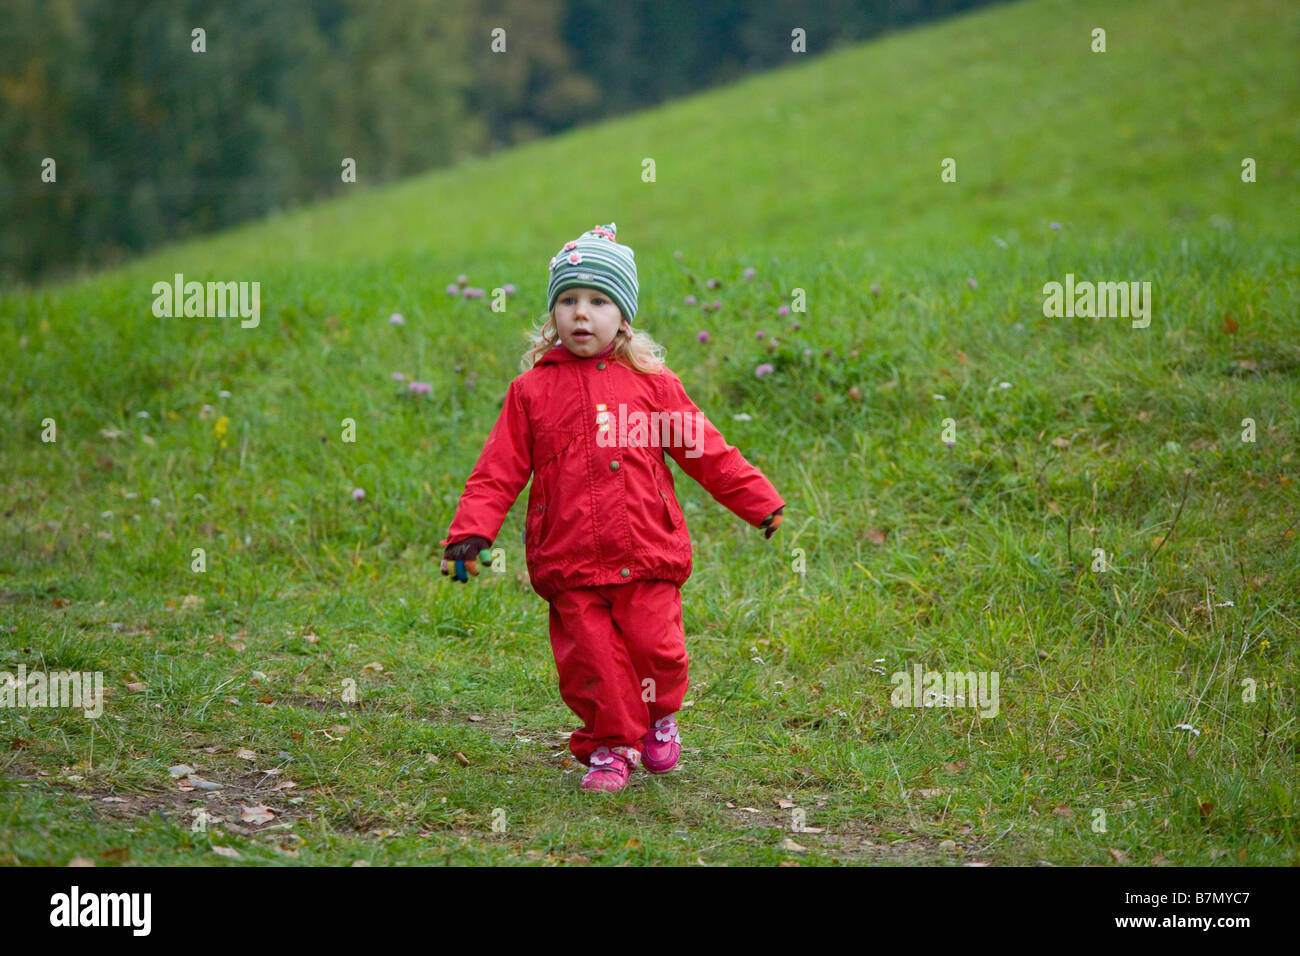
top-left (620, 568), bottom-right (630, 577)
top-left (609, 460), bottom-right (619, 471)
top-left (597, 362), bottom-right (606, 370)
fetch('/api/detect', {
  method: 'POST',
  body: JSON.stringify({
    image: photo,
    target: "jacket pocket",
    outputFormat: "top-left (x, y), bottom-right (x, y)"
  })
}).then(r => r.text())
top-left (528, 430), bottom-right (579, 548)
top-left (654, 461), bottom-right (682, 532)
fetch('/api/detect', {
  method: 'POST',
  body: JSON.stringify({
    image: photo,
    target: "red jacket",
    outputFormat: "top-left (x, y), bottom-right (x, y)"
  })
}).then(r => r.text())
top-left (440, 343), bottom-right (785, 601)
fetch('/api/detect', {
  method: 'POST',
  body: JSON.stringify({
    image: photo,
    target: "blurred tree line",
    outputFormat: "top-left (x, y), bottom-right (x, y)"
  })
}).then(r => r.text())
top-left (1, 0), bottom-right (1002, 284)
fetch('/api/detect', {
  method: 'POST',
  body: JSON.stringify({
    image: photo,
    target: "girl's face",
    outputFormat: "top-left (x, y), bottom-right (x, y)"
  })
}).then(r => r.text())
top-left (553, 287), bottom-right (627, 358)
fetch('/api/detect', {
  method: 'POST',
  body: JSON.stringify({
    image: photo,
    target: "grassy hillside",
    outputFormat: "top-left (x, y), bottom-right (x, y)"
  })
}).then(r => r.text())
top-left (1, 0), bottom-right (1297, 866)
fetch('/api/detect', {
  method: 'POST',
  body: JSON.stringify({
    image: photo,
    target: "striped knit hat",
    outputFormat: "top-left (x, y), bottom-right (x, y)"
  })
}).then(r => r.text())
top-left (547, 222), bottom-right (639, 324)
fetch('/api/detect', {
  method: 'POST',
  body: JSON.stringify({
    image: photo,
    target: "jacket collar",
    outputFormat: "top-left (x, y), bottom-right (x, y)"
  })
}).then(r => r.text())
top-left (537, 340), bottom-right (617, 366)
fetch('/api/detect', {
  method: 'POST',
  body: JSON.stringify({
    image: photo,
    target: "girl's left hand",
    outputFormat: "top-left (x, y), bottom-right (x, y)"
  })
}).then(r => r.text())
top-left (759, 506), bottom-right (784, 539)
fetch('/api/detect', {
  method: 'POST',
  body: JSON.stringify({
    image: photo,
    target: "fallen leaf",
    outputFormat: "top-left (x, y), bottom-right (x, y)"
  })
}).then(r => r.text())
top-left (1051, 437), bottom-right (1070, 449)
top-left (1222, 315), bottom-right (1238, 334)
top-left (624, 838), bottom-right (642, 850)
top-left (1052, 805), bottom-right (1074, 818)
top-left (211, 846), bottom-right (241, 858)
top-left (66, 857), bottom-right (95, 867)
top-left (1108, 848), bottom-right (1127, 863)
top-left (124, 682), bottom-right (146, 692)
top-left (236, 748), bottom-right (256, 761)
top-left (454, 752), bottom-right (470, 766)
top-left (168, 763), bottom-right (194, 778)
top-left (1198, 800), bottom-right (1214, 818)
top-left (781, 838), bottom-right (807, 853)
top-left (777, 798), bottom-right (796, 809)
top-left (362, 662), bottom-right (384, 673)
top-left (181, 594), bottom-right (204, 609)
top-left (241, 805), bottom-right (275, 825)
top-left (944, 761), bottom-right (966, 772)
top-left (468, 715), bottom-right (484, 722)
top-left (866, 528), bottom-right (888, 546)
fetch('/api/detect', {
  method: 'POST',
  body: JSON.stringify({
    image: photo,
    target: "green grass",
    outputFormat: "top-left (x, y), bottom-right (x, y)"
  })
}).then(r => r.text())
top-left (2, 0), bottom-right (1297, 866)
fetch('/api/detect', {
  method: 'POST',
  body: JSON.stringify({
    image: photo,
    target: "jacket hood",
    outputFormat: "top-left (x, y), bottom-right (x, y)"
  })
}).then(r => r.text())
top-left (536, 341), bottom-right (616, 366)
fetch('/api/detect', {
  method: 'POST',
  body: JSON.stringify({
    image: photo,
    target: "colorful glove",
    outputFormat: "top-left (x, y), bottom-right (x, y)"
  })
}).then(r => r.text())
top-left (759, 506), bottom-right (784, 539)
top-left (440, 535), bottom-right (493, 583)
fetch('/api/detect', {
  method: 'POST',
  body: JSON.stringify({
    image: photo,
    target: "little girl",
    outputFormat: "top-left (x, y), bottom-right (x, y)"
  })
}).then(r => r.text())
top-left (439, 222), bottom-right (785, 793)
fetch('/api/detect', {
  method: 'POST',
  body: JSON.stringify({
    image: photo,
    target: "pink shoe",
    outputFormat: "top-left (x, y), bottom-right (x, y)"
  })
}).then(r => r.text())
top-left (642, 715), bottom-right (682, 773)
top-left (580, 745), bottom-right (640, 792)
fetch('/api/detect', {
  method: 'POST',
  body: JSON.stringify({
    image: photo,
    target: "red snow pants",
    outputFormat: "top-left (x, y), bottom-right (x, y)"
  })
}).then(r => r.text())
top-left (547, 579), bottom-right (689, 766)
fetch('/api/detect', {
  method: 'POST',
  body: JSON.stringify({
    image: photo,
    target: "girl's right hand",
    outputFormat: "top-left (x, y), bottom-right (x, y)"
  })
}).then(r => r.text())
top-left (440, 535), bottom-right (493, 582)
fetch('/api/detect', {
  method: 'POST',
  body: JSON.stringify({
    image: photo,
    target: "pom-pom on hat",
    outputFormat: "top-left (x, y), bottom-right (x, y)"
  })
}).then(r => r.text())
top-left (547, 222), bottom-right (639, 324)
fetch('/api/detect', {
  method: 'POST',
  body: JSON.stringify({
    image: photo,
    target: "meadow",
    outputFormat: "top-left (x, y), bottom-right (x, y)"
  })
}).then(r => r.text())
top-left (1, 0), bottom-right (1297, 865)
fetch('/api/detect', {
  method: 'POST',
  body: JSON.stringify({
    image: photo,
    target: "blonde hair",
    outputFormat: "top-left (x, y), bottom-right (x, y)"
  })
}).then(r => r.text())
top-left (520, 310), bottom-right (667, 375)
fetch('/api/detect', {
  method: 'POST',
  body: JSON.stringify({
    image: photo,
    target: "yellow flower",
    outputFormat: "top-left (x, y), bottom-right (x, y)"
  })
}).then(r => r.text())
top-left (1260, 639), bottom-right (1271, 650)
top-left (214, 416), bottom-right (229, 440)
